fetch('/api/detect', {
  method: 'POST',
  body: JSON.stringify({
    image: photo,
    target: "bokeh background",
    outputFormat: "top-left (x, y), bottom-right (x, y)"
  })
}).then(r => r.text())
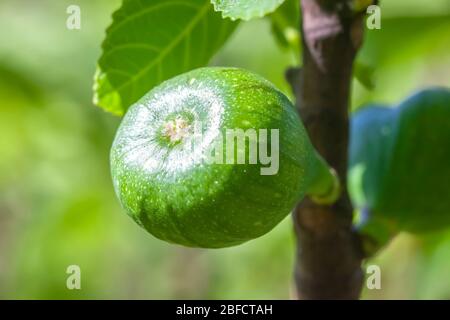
top-left (0, 0), bottom-right (449, 299)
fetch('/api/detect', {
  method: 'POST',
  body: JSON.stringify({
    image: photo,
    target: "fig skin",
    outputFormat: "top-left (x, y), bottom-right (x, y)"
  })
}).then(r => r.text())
top-left (349, 87), bottom-right (450, 243)
top-left (111, 67), bottom-right (335, 248)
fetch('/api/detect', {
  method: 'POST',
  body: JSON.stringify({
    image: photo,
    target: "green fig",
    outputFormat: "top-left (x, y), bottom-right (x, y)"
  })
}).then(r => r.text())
top-left (111, 67), bottom-right (339, 248)
top-left (349, 88), bottom-right (450, 248)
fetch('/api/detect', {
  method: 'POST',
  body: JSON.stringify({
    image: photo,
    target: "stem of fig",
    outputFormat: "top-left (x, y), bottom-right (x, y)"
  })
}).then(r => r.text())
top-left (306, 152), bottom-right (341, 205)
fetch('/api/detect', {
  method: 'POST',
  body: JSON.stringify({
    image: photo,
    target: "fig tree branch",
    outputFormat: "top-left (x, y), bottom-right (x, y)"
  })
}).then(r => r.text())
top-left (287, 0), bottom-right (370, 299)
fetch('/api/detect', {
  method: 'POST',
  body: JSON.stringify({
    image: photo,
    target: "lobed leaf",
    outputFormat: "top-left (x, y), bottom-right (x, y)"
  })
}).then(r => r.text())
top-left (94, 0), bottom-right (237, 115)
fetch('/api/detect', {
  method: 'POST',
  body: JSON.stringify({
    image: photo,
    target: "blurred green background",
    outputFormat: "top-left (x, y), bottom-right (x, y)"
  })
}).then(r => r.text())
top-left (0, 0), bottom-right (449, 299)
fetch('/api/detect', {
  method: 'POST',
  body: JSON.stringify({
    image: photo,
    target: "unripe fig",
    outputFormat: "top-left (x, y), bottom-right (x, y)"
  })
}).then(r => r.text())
top-left (349, 88), bottom-right (450, 247)
top-left (111, 67), bottom-right (339, 248)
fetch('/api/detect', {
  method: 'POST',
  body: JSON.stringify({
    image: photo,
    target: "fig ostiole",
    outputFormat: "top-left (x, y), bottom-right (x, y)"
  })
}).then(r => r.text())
top-left (349, 87), bottom-right (450, 253)
top-left (111, 67), bottom-right (339, 248)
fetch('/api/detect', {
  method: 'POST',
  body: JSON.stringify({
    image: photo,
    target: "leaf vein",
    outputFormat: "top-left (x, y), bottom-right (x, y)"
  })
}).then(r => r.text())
top-left (109, 1), bottom-right (211, 95)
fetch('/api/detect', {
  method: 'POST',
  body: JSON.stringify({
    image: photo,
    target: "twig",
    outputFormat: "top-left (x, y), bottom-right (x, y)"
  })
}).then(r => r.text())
top-left (287, 0), bottom-right (369, 299)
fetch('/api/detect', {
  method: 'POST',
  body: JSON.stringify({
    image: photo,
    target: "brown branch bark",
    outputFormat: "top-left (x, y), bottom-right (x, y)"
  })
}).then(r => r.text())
top-left (287, 0), bottom-right (368, 299)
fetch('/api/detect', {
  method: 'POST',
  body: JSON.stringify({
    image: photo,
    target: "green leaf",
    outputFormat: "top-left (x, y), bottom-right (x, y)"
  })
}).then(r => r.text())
top-left (353, 61), bottom-right (376, 90)
top-left (351, 0), bottom-right (374, 13)
top-left (94, 0), bottom-right (238, 116)
top-left (269, 0), bottom-right (300, 54)
top-left (211, 0), bottom-right (285, 21)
